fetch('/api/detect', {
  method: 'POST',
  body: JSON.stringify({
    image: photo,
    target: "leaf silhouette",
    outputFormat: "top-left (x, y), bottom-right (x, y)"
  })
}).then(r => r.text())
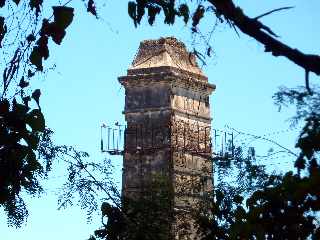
top-left (0, 16), bottom-right (6, 47)
top-left (0, 0), bottom-right (5, 8)
top-left (26, 109), bottom-right (45, 132)
top-left (87, 0), bottom-right (97, 17)
top-left (178, 4), bottom-right (189, 24)
top-left (29, 0), bottom-right (43, 16)
top-left (147, 5), bottom-right (161, 25)
top-left (192, 5), bottom-right (205, 27)
top-left (52, 6), bottom-right (74, 29)
top-left (29, 47), bottom-right (43, 71)
top-left (32, 89), bottom-right (41, 107)
top-left (18, 77), bottom-right (29, 88)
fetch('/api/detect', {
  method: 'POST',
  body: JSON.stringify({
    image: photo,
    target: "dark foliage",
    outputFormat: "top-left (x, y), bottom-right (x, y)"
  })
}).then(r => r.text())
top-left (0, 96), bottom-right (46, 226)
top-left (197, 86), bottom-right (320, 239)
top-left (56, 147), bottom-right (117, 223)
top-left (127, 0), bottom-right (320, 87)
top-left (90, 174), bottom-right (173, 240)
top-left (0, 0), bottom-right (98, 227)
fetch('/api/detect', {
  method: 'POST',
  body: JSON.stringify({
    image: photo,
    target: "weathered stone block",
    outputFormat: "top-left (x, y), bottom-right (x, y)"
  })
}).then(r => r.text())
top-left (119, 37), bottom-right (215, 240)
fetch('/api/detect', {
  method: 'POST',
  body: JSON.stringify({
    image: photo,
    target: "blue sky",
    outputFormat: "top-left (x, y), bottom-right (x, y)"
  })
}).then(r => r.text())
top-left (1, 0), bottom-right (320, 239)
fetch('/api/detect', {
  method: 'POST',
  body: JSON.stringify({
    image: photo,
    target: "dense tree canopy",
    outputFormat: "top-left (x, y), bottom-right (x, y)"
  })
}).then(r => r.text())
top-left (0, 0), bottom-right (99, 227)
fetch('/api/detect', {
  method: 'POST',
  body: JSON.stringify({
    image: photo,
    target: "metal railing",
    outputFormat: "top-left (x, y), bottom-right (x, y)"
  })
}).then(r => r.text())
top-left (100, 122), bottom-right (234, 159)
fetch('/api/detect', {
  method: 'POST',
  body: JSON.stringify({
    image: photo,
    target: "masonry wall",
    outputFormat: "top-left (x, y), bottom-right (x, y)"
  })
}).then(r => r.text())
top-left (119, 37), bottom-right (215, 240)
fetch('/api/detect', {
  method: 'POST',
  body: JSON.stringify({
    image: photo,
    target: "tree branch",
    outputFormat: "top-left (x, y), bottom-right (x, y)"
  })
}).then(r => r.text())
top-left (207, 0), bottom-right (320, 76)
top-left (227, 126), bottom-right (299, 158)
top-left (305, 70), bottom-right (312, 95)
top-left (254, 6), bottom-right (295, 20)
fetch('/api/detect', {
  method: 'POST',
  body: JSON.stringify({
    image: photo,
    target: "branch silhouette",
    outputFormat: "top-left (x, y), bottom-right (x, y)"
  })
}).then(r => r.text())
top-left (207, 0), bottom-right (320, 76)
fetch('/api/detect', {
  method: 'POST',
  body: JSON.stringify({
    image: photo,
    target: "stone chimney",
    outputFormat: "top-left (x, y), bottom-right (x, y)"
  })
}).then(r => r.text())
top-left (119, 37), bottom-right (215, 239)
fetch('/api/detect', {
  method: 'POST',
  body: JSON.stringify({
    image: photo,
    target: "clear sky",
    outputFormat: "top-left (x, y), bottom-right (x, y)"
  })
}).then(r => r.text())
top-left (1, 0), bottom-right (320, 239)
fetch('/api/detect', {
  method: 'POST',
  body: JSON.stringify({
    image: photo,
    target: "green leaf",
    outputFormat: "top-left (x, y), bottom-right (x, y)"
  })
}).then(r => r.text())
top-left (215, 190), bottom-right (224, 204)
top-left (234, 195), bottom-right (244, 204)
top-left (0, 16), bottom-right (7, 47)
top-left (94, 229), bottom-right (107, 239)
top-left (41, 7), bottom-right (73, 45)
top-left (18, 77), bottom-right (29, 88)
top-left (0, 99), bottom-right (9, 115)
top-left (22, 96), bottom-right (31, 107)
top-left (13, 101), bottom-right (29, 117)
top-left (26, 34), bottom-right (36, 42)
top-left (128, 1), bottom-right (137, 27)
top-left (0, 0), bottom-right (5, 8)
top-left (52, 6), bottom-right (74, 29)
top-left (48, 23), bottom-right (65, 45)
top-left (31, 89), bottom-right (41, 107)
top-left (147, 5), bottom-right (161, 25)
top-left (28, 69), bottom-right (35, 78)
top-left (294, 157), bottom-right (306, 170)
top-left (12, 0), bottom-right (20, 5)
top-left (101, 202), bottom-right (112, 216)
top-left (23, 132), bottom-right (39, 150)
top-left (14, 144), bottom-right (29, 163)
top-left (36, 36), bottom-right (49, 59)
top-left (87, 0), bottom-right (97, 17)
top-left (163, 2), bottom-right (175, 25)
top-left (178, 4), bottom-right (189, 24)
top-left (29, 47), bottom-right (43, 71)
top-left (192, 5), bottom-right (205, 27)
top-left (29, 0), bottom-right (43, 17)
top-left (26, 109), bottom-right (45, 132)
top-left (207, 46), bottom-right (212, 57)
top-left (234, 206), bottom-right (246, 220)
top-left (136, 0), bottom-right (146, 24)
top-left (25, 150), bottom-right (42, 171)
